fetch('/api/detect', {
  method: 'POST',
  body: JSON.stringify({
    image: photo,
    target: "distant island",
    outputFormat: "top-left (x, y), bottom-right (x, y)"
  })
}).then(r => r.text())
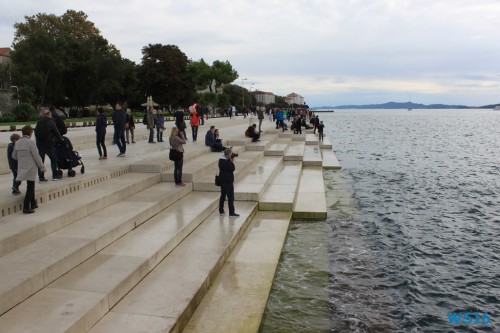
top-left (312, 102), bottom-right (499, 110)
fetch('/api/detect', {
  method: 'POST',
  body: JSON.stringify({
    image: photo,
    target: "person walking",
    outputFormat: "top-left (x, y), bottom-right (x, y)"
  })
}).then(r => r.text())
top-left (190, 106), bottom-right (200, 141)
top-left (169, 127), bottom-right (186, 187)
top-left (95, 107), bottom-right (107, 160)
top-left (12, 125), bottom-right (46, 214)
top-left (146, 106), bottom-right (156, 143)
top-left (35, 110), bottom-right (64, 181)
top-left (218, 149), bottom-right (239, 217)
top-left (113, 102), bottom-right (127, 157)
top-left (155, 111), bottom-right (165, 142)
top-left (7, 133), bottom-right (22, 195)
top-left (125, 108), bottom-right (136, 144)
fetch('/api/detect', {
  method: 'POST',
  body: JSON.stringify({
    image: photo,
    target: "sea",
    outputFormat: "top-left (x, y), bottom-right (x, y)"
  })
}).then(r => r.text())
top-left (259, 109), bottom-right (500, 333)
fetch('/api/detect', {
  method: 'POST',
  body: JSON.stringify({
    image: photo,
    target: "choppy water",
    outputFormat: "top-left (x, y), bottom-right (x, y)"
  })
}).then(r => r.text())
top-left (260, 109), bottom-right (500, 333)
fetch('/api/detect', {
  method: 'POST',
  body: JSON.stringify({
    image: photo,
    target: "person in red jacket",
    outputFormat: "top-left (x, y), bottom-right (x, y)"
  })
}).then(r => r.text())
top-left (190, 106), bottom-right (200, 142)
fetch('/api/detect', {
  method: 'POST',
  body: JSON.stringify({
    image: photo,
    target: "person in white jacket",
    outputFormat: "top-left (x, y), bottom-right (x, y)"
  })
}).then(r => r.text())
top-left (13, 125), bottom-right (46, 214)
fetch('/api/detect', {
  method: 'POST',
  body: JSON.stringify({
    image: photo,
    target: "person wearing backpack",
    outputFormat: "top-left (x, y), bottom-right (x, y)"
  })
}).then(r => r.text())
top-left (35, 110), bottom-right (64, 181)
top-left (49, 106), bottom-right (67, 136)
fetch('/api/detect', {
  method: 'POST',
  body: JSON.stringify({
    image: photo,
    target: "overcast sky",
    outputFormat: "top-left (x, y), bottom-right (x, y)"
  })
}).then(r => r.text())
top-left (1, 0), bottom-right (500, 107)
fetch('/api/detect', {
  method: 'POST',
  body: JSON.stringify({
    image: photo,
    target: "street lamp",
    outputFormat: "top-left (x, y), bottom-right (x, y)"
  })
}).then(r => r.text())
top-left (241, 78), bottom-right (247, 109)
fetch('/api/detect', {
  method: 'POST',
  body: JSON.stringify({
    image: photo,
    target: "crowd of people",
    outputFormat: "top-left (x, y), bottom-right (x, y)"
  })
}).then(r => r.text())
top-left (6, 102), bottom-right (326, 217)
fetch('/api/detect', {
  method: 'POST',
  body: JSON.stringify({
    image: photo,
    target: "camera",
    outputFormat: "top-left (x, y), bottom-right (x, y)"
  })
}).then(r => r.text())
top-left (231, 152), bottom-right (238, 158)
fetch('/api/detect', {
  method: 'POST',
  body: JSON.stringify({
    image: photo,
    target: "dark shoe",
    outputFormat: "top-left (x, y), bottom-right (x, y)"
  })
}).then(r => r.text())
top-left (12, 187), bottom-right (21, 195)
top-left (32, 204), bottom-right (38, 209)
top-left (23, 209), bottom-right (35, 214)
top-left (148, 141), bottom-right (156, 144)
top-left (220, 212), bottom-right (225, 216)
top-left (52, 175), bottom-right (63, 181)
top-left (229, 213), bottom-right (240, 217)
top-left (39, 178), bottom-right (48, 183)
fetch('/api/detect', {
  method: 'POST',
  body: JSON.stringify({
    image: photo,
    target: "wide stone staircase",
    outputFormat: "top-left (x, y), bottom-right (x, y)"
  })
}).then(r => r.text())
top-left (0, 117), bottom-right (340, 332)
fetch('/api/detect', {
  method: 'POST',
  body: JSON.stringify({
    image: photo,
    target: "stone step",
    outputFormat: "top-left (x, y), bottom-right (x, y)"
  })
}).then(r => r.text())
top-left (244, 134), bottom-right (279, 152)
top-left (88, 202), bottom-right (258, 333)
top-left (321, 149), bottom-right (342, 169)
top-left (234, 156), bottom-right (283, 201)
top-left (283, 141), bottom-right (305, 161)
top-left (264, 138), bottom-right (290, 156)
top-left (259, 161), bottom-right (302, 211)
top-left (192, 151), bottom-right (264, 192)
top-left (0, 172), bottom-right (161, 257)
top-left (0, 182), bottom-right (191, 316)
top-left (184, 211), bottom-right (292, 332)
top-left (161, 146), bottom-right (246, 183)
top-left (0, 192), bottom-right (219, 333)
top-left (303, 145), bottom-right (323, 166)
top-left (293, 166), bottom-right (327, 219)
top-left (305, 133), bottom-right (319, 145)
top-left (319, 137), bottom-right (333, 149)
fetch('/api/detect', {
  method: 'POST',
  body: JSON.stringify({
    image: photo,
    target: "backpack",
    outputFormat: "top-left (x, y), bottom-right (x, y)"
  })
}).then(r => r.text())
top-left (142, 113), bottom-right (147, 125)
top-left (54, 114), bottom-right (67, 135)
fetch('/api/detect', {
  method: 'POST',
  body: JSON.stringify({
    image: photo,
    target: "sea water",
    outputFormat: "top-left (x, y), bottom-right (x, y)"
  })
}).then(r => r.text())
top-left (260, 109), bottom-right (500, 333)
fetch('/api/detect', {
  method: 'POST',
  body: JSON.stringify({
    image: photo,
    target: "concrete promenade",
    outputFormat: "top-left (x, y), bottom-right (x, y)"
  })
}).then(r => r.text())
top-left (0, 115), bottom-right (340, 332)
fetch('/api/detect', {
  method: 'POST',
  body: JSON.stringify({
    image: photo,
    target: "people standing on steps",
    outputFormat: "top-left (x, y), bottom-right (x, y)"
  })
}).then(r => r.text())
top-left (218, 148), bottom-right (239, 217)
top-left (174, 108), bottom-right (187, 139)
top-left (7, 133), bottom-right (22, 195)
top-left (125, 108), bottom-right (135, 144)
top-left (317, 121), bottom-right (325, 141)
top-left (169, 126), bottom-right (186, 187)
top-left (95, 107), bottom-right (108, 160)
top-left (190, 106), bottom-right (200, 141)
top-left (146, 106), bottom-right (156, 143)
top-left (113, 102), bottom-right (127, 157)
top-left (12, 125), bottom-right (46, 214)
top-left (257, 107), bottom-right (264, 133)
top-left (155, 111), bottom-right (165, 142)
top-left (35, 109), bottom-right (64, 181)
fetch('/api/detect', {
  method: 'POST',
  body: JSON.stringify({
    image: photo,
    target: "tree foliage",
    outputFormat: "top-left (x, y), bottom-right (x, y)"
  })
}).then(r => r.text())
top-left (138, 44), bottom-right (194, 107)
top-left (188, 59), bottom-right (238, 93)
top-left (11, 10), bottom-right (132, 110)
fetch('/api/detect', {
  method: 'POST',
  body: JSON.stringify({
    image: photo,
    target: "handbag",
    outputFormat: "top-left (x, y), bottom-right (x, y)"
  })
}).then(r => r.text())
top-left (215, 173), bottom-right (221, 186)
top-left (169, 149), bottom-right (183, 161)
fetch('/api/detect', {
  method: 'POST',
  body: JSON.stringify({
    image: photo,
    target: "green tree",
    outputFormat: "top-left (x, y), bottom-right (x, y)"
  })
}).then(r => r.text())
top-left (188, 59), bottom-right (238, 93)
top-left (11, 10), bottom-right (130, 111)
top-left (217, 93), bottom-right (230, 115)
top-left (138, 44), bottom-right (194, 107)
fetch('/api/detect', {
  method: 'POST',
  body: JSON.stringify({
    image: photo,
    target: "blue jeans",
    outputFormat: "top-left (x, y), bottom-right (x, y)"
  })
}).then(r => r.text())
top-left (114, 128), bottom-right (126, 154)
top-left (174, 159), bottom-right (183, 184)
top-left (11, 169), bottom-right (21, 190)
top-left (149, 128), bottom-right (154, 142)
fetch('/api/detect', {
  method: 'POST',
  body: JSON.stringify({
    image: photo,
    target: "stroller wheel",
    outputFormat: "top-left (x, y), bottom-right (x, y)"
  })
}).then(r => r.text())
top-left (68, 170), bottom-right (76, 177)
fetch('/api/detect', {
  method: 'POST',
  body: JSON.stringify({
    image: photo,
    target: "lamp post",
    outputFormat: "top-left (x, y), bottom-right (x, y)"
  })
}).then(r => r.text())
top-left (241, 78), bottom-right (247, 109)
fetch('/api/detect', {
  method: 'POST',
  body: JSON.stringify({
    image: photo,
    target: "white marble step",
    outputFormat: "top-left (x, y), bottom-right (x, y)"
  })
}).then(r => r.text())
top-left (321, 149), bottom-right (342, 169)
top-left (0, 172), bottom-right (161, 258)
top-left (259, 161), bottom-right (303, 211)
top-left (234, 156), bottom-right (283, 201)
top-left (293, 166), bottom-right (327, 219)
top-left (303, 145), bottom-right (323, 166)
top-left (0, 192), bottom-right (219, 333)
top-left (88, 202), bottom-right (258, 333)
top-left (283, 141), bottom-right (305, 161)
top-left (0, 183), bottom-right (191, 316)
top-left (184, 211), bottom-right (292, 332)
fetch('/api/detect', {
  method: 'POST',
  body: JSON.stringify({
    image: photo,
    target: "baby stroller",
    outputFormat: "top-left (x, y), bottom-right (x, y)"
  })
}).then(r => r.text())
top-left (54, 136), bottom-right (85, 177)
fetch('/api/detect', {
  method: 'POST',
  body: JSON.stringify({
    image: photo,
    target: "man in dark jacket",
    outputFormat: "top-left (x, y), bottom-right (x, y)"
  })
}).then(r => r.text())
top-left (218, 149), bottom-right (239, 217)
top-left (113, 102), bottom-right (127, 157)
top-left (205, 126), bottom-right (216, 150)
top-left (35, 110), bottom-right (64, 181)
top-left (49, 106), bottom-right (67, 135)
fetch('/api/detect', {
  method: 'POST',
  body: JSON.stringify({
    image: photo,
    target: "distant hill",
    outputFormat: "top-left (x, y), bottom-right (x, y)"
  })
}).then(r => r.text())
top-left (312, 101), bottom-right (500, 109)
